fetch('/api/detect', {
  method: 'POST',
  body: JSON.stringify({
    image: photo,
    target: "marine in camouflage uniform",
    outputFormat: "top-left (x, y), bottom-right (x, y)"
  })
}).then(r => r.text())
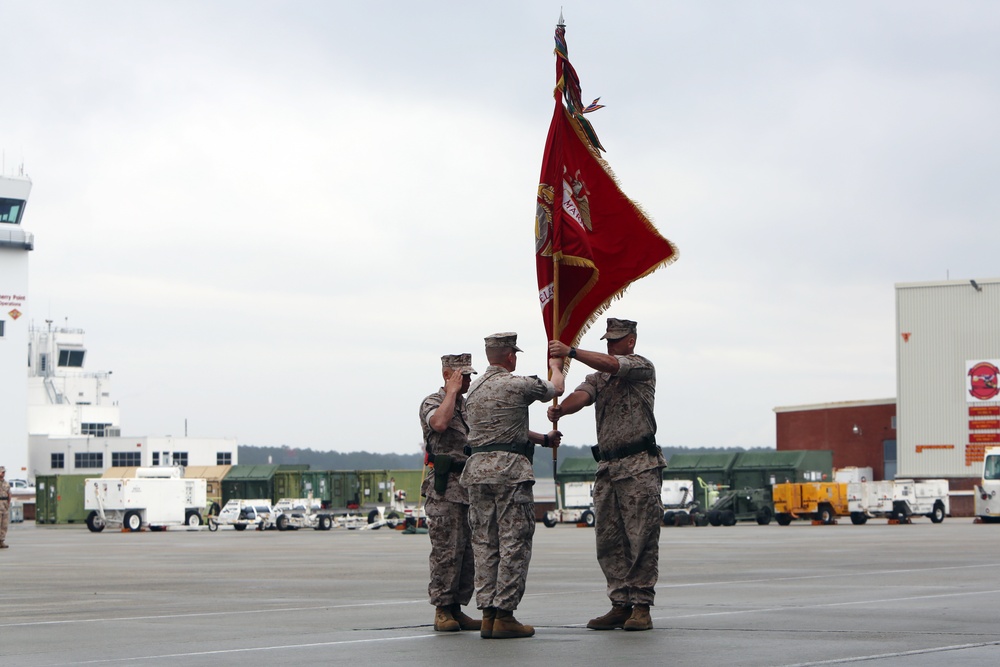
top-left (419, 353), bottom-right (480, 632)
top-left (548, 318), bottom-right (665, 632)
top-left (460, 332), bottom-right (564, 639)
top-left (0, 466), bottom-right (10, 548)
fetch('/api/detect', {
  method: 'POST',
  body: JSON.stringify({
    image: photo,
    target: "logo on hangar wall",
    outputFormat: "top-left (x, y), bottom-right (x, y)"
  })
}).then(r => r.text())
top-left (968, 361), bottom-right (1000, 401)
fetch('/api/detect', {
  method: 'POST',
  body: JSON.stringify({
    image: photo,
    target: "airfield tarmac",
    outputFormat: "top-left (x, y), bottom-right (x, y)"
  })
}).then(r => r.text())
top-left (2, 518), bottom-right (999, 666)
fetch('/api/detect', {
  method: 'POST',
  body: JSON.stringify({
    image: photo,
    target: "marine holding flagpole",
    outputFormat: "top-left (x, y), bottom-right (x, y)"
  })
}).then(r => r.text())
top-left (534, 15), bottom-right (678, 632)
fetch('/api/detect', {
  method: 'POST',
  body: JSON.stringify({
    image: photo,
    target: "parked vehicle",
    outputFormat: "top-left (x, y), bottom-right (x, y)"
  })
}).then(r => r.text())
top-left (661, 479), bottom-right (708, 526)
top-left (975, 447), bottom-right (1000, 523)
top-left (208, 499), bottom-right (277, 531)
top-left (705, 487), bottom-right (774, 526)
top-left (847, 479), bottom-right (949, 524)
top-left (543, 481), bottom-right (596, 528)
top-left (85, 470), bottom-right (207, 532)
top-left (772, 482), bottom-right (848, 525)
top-left (272, 498), bottom-right (334, 531)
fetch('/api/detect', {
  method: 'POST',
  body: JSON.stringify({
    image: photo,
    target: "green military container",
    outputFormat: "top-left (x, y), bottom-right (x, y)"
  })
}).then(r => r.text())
top-left (729, 450), bottom-right (834, 489)
top-left (301, 471), bottom-right (331, 505)
top-left (558, 457), bottom-right (598, 482)
top-left (273, 467), bottom-right (306, 502)
top-left (221, 464), bottom-right (280, 503)
top-left (387, 469), bottom-right (425, 505)
top-left (328, 471), bottom-right (356, 509)
top-left (34, 474), bottom-right (91, 524)
top-left (354, 470), bottom-right (394, 506)
top-left (663, 453), bottom-right (739, 488)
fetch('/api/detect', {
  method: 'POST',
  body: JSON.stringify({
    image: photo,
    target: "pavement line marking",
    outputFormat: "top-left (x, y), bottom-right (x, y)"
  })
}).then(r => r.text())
top-left (52, 634), bottom-right (439, 665)
top-left (663, 588), bottom-right (1000, 620)
top-left (780, 640), bottom-right (1000, 666)
top-left (0, 600), bottom-right (425, 628)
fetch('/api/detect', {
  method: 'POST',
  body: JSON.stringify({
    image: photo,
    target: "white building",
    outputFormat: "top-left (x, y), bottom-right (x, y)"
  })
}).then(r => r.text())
top-left (896, 278), bottom-right (1000, 479)
top-left (26, 324), bottom-right (238, 479)
top-left (0, 174), bottom-right (33, 477)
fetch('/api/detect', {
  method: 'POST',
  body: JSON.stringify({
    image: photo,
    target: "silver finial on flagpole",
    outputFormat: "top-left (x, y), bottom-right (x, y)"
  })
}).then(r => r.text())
top-left (558, 8), bottom-right (565, 27)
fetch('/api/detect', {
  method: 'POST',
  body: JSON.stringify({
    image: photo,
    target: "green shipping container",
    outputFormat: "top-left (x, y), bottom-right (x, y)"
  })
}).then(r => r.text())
top-left (729, 450), bottom-right (834, 489)
top-left (221, 465), bottom-right (279, 503)
top-left (301, 471), bottom-right (331, 505)
top-left (663, 453), bottom-right (739, 487)
top-left (273, 469), bottom-right (304, 502)
top-left (387, 469), bottom-right (425, 504)
top-left (34, 474), bottom-right (91, 524)
top-left (328, 471), bottom-right (355, 509)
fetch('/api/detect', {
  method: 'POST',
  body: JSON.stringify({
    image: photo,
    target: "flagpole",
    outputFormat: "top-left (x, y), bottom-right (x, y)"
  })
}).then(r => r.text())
top-left (551, 258), bottom-right (561, 510)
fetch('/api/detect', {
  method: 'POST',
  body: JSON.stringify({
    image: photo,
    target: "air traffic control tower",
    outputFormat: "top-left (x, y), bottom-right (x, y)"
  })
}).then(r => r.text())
top-left (0, 174), bottom-right (33, 477)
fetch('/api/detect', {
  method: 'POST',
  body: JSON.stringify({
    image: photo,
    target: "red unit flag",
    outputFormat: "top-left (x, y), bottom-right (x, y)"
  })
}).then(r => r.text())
top-left (535, 21), bottom-right (678, 346)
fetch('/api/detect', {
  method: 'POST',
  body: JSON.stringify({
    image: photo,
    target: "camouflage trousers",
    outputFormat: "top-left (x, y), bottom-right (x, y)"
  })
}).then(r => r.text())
top-left (467, 481), bottom-right (535, 611)
top-left (593, 467), bottom-right (662, 606)
top-left (0, 504), bottom-right (8, 542)
top-left (425, 496), bottom-right (475, 607)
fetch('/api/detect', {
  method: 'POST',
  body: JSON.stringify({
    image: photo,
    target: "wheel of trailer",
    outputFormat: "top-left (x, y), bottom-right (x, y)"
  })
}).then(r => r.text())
top-left (850, 512), bottom-right (868, 525)
top-left (543, 514), bottom-right (557, 528)
top-left (276, 514), bottom-right (290, 531)
top-left (755, 506), bottom-right (773, 526)
top-left (123, 510), bottom-right (142, 532)
top-left (708, 510), bottom-right (722, 527)
top-left (185, 510), bottom-right (202, 527)
top-left (386, 511), bottom-right (403, 528)
top-left (318, 515), bottom-right (333, 531)
top-left (776, 513), bottom-right (793, 526)
top-left (86, 511), bottom-right (106, 533)
top-left (581, 510), bottom-right (596, 527)
top-left (367, 509), bottom-right (380, 527)
top-left (663, 511), bottom-right (676, 526)
top-left (694, 513), bottom-right (709, 527)
top-left (721, 510), bottom-right (737, 526)
top-left (816, 505), bottom-right (835, 525)
top-left (929, 502), bottom-right (945, 524)
top-left (233, 523), bottom-right (247, 531)
top-left (207, 519), bottom-right (219, 532)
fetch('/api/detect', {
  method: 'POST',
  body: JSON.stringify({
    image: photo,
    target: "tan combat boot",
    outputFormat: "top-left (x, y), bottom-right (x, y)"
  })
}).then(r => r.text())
top-left (0, 541), bottom-right (8, 549)
top-left (586, 603), bottom-right (633, 630)
top-left (434, 606), bottom-right (460, 632)
top-left (451, 604), bottom-right (482, 631)
top-left (623, 604), bottom-right (653, 631)
top-left (491, 609), bottom-right (535, 639)
top-left (480, 607), bottom-right (497, 638)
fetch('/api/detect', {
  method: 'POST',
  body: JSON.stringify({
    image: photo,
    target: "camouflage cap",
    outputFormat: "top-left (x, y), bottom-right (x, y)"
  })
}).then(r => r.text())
top-left (0, 466), bottom-right (5, 473)
top-left (441, 353), bottom-right (477, 375)
top-left (600, 317), bottom-right (638, 340)
top-left (484, 332), bottom-right (523, 353)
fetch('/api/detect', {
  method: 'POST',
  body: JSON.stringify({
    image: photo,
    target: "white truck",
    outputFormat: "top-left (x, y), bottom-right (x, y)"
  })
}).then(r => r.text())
top-left (974, 446), bottom-right (1000, 522)
top-left (85, 467), bottom-right (207, 532)
top-left (543, 481), bottom-right (596, 528)
top-left (847, 479), bottom-right (949, 524)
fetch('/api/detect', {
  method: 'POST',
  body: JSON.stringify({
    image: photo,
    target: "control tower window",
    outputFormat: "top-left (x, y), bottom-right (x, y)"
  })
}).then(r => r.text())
top-left (58, 349), bottom-right (85, 367)
top-left (0, 197), bottom-right (26, 224)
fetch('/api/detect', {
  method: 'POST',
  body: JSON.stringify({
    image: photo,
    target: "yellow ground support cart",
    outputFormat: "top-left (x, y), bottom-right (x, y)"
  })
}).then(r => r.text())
top-left (772, 482), bottom-right (849, 525)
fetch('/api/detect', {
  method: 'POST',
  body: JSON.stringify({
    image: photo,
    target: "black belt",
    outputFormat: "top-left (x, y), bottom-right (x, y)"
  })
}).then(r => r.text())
top-left (592, 437), bottom-right (658, 463)
top-left (468, 441), bottom-right (534, 463)
top-left (0, 496), bottom-right (8, 501)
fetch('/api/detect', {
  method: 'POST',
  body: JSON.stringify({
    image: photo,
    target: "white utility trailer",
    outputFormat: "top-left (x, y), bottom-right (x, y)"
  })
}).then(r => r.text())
top-left (543, 481), bottom-right (596, 528)
top-left (85, 468), bottom-right (207, 532)
top-left (847, 479), bottom-right (949, 524)
top-left (661, 479), bottom-right (705, 526)
top-left (975, 446), bottom-right (1000, 522)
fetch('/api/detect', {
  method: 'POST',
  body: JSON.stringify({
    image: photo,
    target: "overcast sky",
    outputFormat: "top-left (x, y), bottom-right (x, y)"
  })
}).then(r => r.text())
top-left (4, 1), bottom-right (1000, 456)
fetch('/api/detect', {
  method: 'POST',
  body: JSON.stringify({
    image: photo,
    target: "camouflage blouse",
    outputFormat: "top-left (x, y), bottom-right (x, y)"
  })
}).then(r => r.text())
top-left (419, 388), bottom-right (471, 504)
top-left (576, 353), bottom-right (666, 481)
top-left (460, 365), bottom-right (557, 486)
